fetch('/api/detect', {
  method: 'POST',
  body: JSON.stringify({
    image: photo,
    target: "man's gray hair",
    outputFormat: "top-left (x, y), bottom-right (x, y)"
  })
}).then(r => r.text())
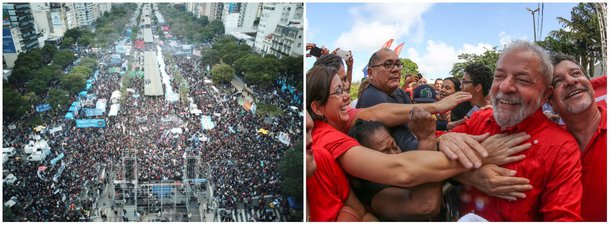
top-left (497, 40), bottom-right (553, 86)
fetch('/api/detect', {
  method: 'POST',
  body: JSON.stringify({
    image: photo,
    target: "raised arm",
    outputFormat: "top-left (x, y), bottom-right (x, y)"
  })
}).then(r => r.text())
top-left (352, 92), bottom-right (472, 128)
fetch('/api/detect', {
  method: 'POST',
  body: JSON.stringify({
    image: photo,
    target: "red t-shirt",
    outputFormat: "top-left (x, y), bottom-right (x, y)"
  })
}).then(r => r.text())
top-left (452, 108), bottom-right (583, 221)
top-left (313, 120), bottom-right (361, 159)
top-left (339, 106), bottom-right (362, 133)
top-left (591, 76), bottom-right (606, 108)
top-left (580, 106), bottom-right (607, 221)
top-left (306, 146), bottom-right (350, 221)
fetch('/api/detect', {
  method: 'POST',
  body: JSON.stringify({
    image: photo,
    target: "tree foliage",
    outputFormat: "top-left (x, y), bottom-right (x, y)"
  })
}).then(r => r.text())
top-left (279, 141), bottom-right (304, 202)
top-left (537, 3), bottom-right (604, 77)
top-left (210, 64), bottom-right (235, 83)
top-left (3, 88), bottom-right (30, 119)
top-left (48, 88), bottom-right (70, 112)
top-left (200, 48), bottom-right (220, 69)
top-left (53, 49), bottom-right (77, 69)
top-left (61, 72), bottom-right (86, 94)
top-left (450, 47), bottom-right (500, 79)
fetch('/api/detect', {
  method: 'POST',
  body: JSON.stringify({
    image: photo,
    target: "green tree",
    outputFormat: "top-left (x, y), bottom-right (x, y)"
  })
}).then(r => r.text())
top-left (80, 57), bottom-right (97, 70)
top-left (3, 88), bottom-right (29, 119)
top-left (279, 141), bottom-right (304, 202)
top-left (450, 47), bottom-right (500, 79)
top-left (27, 78), bottom-right (48, 95)
top-left (53, 50), bottom-right (76, 69)
top-left (201, 48), bottom-right (221, 69)
top-left (48, 88), bottom-right (70, 112)
top-left (60, 36), bottom-right (75, 49)
top-left (400, 58), bottom-right (420, 76)
top-left (208, 20), bottom-right (225, 35)
top-left (61, 73), bottom-right (86, 94)
top-left (210, 64), bottom-right (235, 83)
top-left (538, 3), bottom-right (604, 77)
top-left (41, 44), bottom-right (57, 64)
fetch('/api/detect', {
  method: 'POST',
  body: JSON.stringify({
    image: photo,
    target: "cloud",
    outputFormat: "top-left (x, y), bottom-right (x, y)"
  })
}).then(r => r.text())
top-left (498, 31), bottom-right (528, 48)
top-left (406, 41), bottom-right (495, 79)
top-left (334, 3), bottom-right (433, 53)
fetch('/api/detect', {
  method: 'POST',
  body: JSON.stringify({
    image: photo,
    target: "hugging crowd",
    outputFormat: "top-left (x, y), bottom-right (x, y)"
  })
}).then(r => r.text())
top-left (305, 40), bottom-right (606, 222)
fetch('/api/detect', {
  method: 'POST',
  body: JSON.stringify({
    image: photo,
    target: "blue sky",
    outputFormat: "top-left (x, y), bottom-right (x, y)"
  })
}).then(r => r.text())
top-left (306, 3), bottom-right (578, 83)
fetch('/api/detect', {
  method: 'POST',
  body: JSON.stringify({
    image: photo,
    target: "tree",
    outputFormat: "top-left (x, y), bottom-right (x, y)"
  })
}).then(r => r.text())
top-left (208, 20), bottom-right (225, 35)
top-left (280, 56), bottom-right (303, 82)
top-left (400, 58), bottom-right (420, 76)
top-left (538, 3), bottom-right (604, 77)
top-left (60, 36), bottom-right (75, 49)
top-left (201, 49), bottom-right (220, 69)
top-left (41, 44), bottom-right (57, 64)
top-left (48, 88), bottom-right (70, 112)
top-left (279, 141), bottom-right (304, 202)
top-left (80, 57), bottom-right (97, 70)
top-left (3, 88), bottom-right (29, 119)
top-left (450, 47), bottom-right (500, 79)
top-left (210, 64), bottom-right (235, 83)
top-left (3, 206), bottom-right (15, 222)
top-left (61, 73), bottom-right (86, 94)
top-left (27, 78), bottom-right (48, 95)
top-left (53, 50), bottom-right (76, 69)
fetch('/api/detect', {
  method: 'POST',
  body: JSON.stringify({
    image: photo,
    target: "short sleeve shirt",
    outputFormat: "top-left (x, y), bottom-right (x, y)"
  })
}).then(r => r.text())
top-left (306, 146), bottom-right (350, 222)
top-left (580, 106), bottom-right (607, 221)
top-left (355, 85), bottom-right (418, 151)
top-left (313, 120), bottom-right (361, 160)
top-left (452, 108), bottom-right (583, 221)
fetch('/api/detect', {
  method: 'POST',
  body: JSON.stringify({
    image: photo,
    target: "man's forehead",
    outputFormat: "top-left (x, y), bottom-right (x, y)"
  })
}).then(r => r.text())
top-left (377, 49), bottom-right (398, 60)
top-left (554, 60), bottom-right (582, 75)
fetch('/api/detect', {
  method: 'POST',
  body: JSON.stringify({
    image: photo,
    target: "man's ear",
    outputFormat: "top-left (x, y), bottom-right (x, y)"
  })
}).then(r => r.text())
top-left (475, 83), bottom-right (483, 93)
top-left (542, 86), bottom-right (554, 105)
top-left (310, 101), bottom-right (325, 118)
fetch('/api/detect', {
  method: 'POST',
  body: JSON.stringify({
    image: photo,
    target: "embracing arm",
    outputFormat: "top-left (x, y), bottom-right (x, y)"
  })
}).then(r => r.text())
top-left (338, 146), bottom-right (468, 188)
top-left (352, 92), bottom-right (472, 128)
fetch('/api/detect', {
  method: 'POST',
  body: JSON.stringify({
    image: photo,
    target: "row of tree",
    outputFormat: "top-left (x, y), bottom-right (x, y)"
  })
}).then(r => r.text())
top-left (158, 3), bottom-right (224, 43)
top-left (203, 37), bottom-right (303, 88)
top-left (94, 3), bottom-right (137, 48)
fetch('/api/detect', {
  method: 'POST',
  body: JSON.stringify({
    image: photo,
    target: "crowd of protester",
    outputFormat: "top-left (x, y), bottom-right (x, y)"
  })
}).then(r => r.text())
top-left (305, 40), bottom-right (606, 222)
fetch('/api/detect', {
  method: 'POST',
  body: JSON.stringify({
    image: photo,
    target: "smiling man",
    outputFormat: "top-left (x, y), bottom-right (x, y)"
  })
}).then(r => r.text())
top-left (356, 48), bottom-right (419, 151)
top-left (447, 41), bottom-right (583, 221)
top-left (549, 53), bottom-right (606, 222)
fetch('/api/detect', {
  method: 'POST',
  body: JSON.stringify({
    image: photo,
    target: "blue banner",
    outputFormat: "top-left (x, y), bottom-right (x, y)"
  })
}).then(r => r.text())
top-left (75, 119), bottom-right (106, 128)
top-left (36, 103), bottom-right (52, 112)
top-left (51, 153), bottom-right (64, 166)
top-left (82, 108), bottom-right (103, 117)
top-left (3, 28), bottom-right (16, 53)
top-left (65, 112), bottom-right (74, 120)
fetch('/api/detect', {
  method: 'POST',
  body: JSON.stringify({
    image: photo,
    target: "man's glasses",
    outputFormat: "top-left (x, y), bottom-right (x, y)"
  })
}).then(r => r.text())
top-left (461, 80), bottom-right (475, 85)
top-left (330, 85), bottom-right (348, 96)
top-left (370, 60), bottom-right (404, 70)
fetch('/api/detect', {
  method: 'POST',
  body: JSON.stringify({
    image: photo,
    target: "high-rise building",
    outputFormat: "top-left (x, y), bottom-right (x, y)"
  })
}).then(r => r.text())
top-left (270, 21), bottom-right (302, 58)
top-left (254, 3), bottom-right (303, 57)
top-left (222, 3), bottom-right (261, 34)
top-left (3, 3), bottom-right (41, 68)
top-left (73, 3), bottom-right (95, 28)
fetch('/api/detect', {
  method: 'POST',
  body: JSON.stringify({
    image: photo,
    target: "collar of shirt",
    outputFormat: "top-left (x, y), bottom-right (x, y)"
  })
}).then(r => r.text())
top-left (584, 105), bottom-right (607, 152)
top-left (483, 108), bottom-right (548, 134)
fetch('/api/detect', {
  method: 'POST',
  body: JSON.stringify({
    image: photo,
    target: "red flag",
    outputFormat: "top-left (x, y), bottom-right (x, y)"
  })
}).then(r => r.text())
top-left (381, 39), bottom-right (394, 49)
top-left (394, 42), bottom-right (405, 56)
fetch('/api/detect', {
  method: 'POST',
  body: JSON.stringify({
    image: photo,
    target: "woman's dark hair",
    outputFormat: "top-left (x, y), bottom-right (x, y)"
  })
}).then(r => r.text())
top-left (306, 66), bottom-right (338, 120)
top-left (314, 54), bottom-right (344, 72)
top-left (348, 119), bottom-right (387, 148)
top-left (444, 77), bottom-right (461, 92)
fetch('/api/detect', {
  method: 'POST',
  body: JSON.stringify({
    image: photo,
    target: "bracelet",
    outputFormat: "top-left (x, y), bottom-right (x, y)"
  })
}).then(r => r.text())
top-left (340, 209), bottom-right (361, 221)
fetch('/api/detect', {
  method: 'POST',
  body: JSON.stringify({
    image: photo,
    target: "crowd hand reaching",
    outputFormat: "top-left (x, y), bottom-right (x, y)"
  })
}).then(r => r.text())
top-left (447, 116), bottom-right (468, 130)
top-left (480, 132), bottom-right (531, 166)
top-left (438, 132), bottom-right (490, 169)
top-left (305, 43), bottom-right (329, 58)
top-left (433, 92), bottom-right (472, 113)
top-left (407, 107), bottom-right (436, 141)
top-left (460, 164), bottom-right (532, 201)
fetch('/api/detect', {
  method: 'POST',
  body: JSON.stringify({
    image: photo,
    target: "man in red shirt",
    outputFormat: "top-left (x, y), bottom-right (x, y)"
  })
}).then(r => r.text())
top-left (448, 41), bottom-right (583, 221)
top-left (549, 53), bottom-right (606, 221)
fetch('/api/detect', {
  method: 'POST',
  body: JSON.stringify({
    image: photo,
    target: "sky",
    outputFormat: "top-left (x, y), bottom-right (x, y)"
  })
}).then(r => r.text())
top-left (305, 2), bottom-right (578, 83)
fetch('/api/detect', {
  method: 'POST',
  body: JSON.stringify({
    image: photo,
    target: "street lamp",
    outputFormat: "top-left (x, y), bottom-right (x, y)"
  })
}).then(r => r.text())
top-left (527, 7), bottom-right (540, 42)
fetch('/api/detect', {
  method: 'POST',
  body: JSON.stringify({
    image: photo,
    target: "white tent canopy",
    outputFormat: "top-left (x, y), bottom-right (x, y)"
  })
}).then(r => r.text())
top-left (109, 104), bottom-right (120, 117)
